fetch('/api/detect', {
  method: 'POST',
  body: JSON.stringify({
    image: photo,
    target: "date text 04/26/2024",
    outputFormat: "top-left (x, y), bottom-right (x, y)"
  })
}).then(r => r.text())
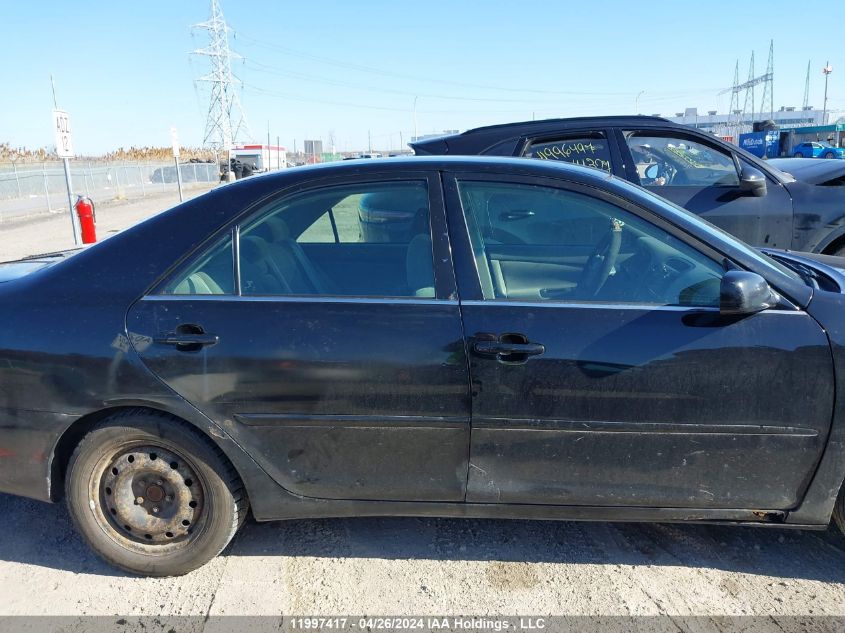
top-left (289, 617), bottom-right (547, 630)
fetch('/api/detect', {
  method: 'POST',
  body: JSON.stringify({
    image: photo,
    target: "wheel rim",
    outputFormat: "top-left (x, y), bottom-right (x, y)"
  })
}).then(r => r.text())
top-left (93, 444), bottom-right (206, 549)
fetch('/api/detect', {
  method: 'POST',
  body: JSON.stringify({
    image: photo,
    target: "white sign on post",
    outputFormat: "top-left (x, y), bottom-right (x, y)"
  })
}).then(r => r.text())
top-left (170, 126), bottom-right (180, 158)
top-left (53, 109), bottom-right (74, 158)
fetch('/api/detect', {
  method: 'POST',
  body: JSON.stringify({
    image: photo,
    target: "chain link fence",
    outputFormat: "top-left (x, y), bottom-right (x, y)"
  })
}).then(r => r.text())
top-left (0, 161), bottom-right (219, 222)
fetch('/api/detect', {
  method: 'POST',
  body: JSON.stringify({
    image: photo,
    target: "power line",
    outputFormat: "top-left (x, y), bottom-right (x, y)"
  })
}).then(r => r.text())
top-left (233, 31), bottom-right (638, 98)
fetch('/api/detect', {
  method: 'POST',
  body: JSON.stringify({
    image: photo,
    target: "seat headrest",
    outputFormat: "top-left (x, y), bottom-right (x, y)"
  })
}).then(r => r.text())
top-left (264, 216), bottom-right (292, 241)
top-left (240, 235), bottom-right (272, 263)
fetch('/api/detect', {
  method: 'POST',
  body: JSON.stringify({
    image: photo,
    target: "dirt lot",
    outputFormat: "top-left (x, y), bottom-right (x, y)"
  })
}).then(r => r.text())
top-left (1, 490), bottom-right (844, 624)
top-left (1, 187), bottom-right (844, 629)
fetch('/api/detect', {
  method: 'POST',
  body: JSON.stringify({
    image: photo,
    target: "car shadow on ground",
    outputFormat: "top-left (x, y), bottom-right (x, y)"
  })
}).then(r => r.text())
top-left (2, 492), bottom-right (844, 582)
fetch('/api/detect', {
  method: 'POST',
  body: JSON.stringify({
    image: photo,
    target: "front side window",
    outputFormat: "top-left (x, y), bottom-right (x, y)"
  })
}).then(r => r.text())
top-left (239, 181), bottom-right (434, 297)
top-left (625, 133), bottom-right (740, 187)
top-left (458, 180), bottom-right (724, 306)
top-left (524, 133), bottom-right (612, 173)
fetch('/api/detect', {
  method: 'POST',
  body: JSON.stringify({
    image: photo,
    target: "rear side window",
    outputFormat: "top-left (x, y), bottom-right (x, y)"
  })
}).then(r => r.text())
top-left (524, 132), bottom-right (612, 173)
top-left (238, 181), bottom-right (434, 298)
top-left (162, 181), bottom-right (435, 298)
top-left (163, 233), bottom-right (234, 295)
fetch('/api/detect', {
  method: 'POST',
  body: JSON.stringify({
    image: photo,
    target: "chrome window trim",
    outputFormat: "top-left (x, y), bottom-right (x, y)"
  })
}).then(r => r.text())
top-left (142, 294), bottom-right (458, 306)
top-left (459, 299), bottom-right (803, 313)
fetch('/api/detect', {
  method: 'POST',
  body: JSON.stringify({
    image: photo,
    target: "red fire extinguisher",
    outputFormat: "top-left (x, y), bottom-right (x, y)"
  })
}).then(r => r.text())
top-left (74, 195), bottom-right (97, 244)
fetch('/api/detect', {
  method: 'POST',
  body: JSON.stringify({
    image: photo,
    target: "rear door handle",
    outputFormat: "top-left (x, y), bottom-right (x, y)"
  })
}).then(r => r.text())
top-left (154, 333), bottom-right (219, 347)
top-left (154, 324), bottom-right (219, 351)
top-left (473, 341), bottom-right (545, 356)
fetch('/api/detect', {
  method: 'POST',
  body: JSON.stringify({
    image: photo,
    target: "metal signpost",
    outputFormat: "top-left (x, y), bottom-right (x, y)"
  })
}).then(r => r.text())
top-left (171, 127), bottom-right (184, 202)
top-left (53, 108), bottom-right (80, 245)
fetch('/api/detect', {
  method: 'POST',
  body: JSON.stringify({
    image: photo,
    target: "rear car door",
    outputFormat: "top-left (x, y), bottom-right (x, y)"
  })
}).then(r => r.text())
top-left (444, 171), bottom-right (833, 510)
top-left (127, 172), bottom-right (471, 502)
top-left (617, 129), bottom-right (794, 248)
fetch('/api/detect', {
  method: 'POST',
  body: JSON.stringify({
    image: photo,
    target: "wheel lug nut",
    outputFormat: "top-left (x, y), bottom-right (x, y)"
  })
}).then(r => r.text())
top-left (152, 507), bottom-right (159, 513)
top-left (165, 496), bottom-right (173, 502)
top-left (135, 496), bottom-right (144, 505)
top-left (156, 481), bottom-right (163, 486)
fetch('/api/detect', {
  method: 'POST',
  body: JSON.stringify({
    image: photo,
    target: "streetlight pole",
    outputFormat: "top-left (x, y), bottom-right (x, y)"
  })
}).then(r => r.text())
top-left (635, 91), bottom-right (645, 115)
top-left (413, 96), bottom-right (419, 142)
top-left (822, 62), bottom-right (833, 124)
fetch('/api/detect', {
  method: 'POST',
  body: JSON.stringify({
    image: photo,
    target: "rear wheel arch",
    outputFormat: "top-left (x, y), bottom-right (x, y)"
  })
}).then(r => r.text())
top-left (50, 405), bottom-right (247, 505)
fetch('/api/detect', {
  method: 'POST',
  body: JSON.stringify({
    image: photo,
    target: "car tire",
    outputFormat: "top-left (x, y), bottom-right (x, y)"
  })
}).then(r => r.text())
top-left (65, 409), bottom-right (248, 576)
top-left (823, 152), bottom-right (835, 159)
top-left (793, 152), bottom-right (804, 158)
top-left (834, 482), bottom-right (845, 537)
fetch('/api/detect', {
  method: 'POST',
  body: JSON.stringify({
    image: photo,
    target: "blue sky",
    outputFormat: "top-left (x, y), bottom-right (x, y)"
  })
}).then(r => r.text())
top-left (3, 0), bottom-right (843, 154)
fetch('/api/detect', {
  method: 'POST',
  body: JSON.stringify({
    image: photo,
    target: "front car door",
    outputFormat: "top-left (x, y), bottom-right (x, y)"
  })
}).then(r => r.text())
top-left (127, 172), bottom-right (471, 502)
top-left (444, 171), bottom-right (833, 510)
top-left (616, 128), bottom-right (794, 249)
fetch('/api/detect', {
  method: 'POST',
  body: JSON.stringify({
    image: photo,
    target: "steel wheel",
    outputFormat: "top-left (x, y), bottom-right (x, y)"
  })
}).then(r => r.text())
top-left (94, 444), bottom-right (206, 550)
top-left (66, 410), bottom-right (247, 576)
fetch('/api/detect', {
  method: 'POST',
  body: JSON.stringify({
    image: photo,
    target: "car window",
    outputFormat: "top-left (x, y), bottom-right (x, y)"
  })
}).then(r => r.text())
top-left (523, 132), bottom-right (612, 173)
top-left (163, 232), bottom-right (235, 295)
top-left (625, 133), bottom-right (740, 187)
top-left (237, 181), bottom-right (435, 297)
top-left (457, 180), bottom-right (724, 307)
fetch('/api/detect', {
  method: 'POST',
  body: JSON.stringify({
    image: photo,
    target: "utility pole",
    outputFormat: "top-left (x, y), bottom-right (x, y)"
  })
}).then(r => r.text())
top-left (822, 61), bottom-right (833, 124)
top-left (192, 0), bottom-right (252, 163)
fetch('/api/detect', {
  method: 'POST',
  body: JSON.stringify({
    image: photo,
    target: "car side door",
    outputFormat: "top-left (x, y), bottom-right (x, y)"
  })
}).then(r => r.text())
top-left (127, 172), bottom-right (471, 503)
top-left (617, 128), bottom-right (794, 249)
top-left (444, 171), bottom-right (833, 510)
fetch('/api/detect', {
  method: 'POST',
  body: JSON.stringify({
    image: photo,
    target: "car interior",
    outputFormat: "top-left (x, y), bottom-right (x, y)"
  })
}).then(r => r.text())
top-left (166, 183), bottom-right (436, 298)
top-left (458, 181), bottom-right (724, 307)
top-left (166, 180), bottom-right (723, 308)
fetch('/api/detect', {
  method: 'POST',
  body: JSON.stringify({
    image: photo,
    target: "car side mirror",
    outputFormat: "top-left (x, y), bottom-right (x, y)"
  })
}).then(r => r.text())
top-left (739, 166), bottom-right (767, 197)
top-left (720, 270), bottom-right (777, 315)
top-left (644, 163), bottom-right (659, 179)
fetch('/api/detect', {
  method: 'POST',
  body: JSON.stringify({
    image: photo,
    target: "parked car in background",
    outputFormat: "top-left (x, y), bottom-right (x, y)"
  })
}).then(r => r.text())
top-left (791, 142), bottom-right (845, 159)
top-left (2, 157), bottom-right (845, 576)
top-left (769, 157), bottom-right (845, 187)
top-left (411, 116), bottom-right (845, 255)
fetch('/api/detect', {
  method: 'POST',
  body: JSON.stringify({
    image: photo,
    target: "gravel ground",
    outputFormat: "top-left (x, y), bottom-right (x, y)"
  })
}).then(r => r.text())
top-left (0, 491), bottom-right (844, 622)
top-left (1, 184), bottom-right (844, 629)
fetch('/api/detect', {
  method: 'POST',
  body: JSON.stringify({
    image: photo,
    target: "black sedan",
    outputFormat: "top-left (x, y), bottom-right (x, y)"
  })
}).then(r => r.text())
top-left (2, 156), bottom-right (845, 576)
top-left (411, 116), bottom-right (845, 256)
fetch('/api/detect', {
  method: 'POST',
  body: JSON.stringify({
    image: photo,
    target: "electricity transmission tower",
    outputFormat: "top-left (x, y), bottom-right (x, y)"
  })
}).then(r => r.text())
top-left (719, 41), bottom-right (774, 134)
top-left (758, 40), bottom-right (774, 121)
top-left (192, 0), bottom-right (252, 150)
